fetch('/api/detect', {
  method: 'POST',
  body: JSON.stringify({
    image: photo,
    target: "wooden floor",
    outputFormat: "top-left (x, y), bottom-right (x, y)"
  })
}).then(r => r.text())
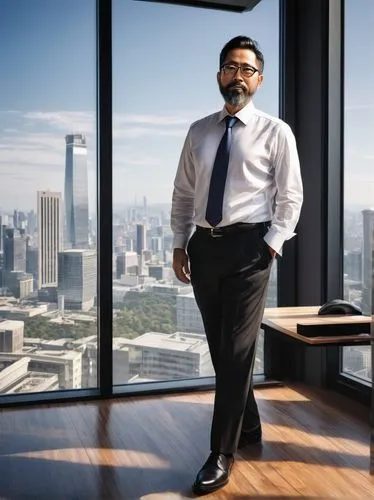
top-left (0, 384), bottom-right (373, 500)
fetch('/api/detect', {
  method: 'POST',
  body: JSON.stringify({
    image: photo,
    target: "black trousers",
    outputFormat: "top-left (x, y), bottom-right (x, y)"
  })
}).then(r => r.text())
top-left (187, 224), bottom-right (273, 455)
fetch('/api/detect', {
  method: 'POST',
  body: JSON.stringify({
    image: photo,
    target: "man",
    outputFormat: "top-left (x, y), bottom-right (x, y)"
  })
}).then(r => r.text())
top-left (171, 36), bottom-right (303, 495)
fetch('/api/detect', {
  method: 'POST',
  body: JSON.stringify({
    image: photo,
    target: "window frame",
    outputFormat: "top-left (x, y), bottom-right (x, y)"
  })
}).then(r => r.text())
top-left (2, 0), bottom-right (370, 409)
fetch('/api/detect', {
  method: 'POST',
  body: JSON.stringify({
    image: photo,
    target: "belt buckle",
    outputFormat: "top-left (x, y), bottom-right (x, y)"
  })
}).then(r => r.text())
top-left (210, 227), bottom-right (223, 238)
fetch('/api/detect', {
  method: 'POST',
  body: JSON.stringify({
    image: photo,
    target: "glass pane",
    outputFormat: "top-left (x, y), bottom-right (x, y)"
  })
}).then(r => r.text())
top-left (112, 0), bottom-right (279, 385)
top-left (342, 0), bottom-right (373, 383)
top-left (0, 1), bottom-right (97, 395)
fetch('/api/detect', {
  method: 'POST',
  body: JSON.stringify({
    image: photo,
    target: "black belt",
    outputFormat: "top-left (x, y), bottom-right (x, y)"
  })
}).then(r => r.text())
top-left (196, 222), bottom-right (270, 238)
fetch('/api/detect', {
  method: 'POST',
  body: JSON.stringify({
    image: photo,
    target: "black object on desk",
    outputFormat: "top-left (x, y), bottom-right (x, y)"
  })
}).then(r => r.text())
top-left (296, 319), bottom-right (370, 337)
top-left (318, 299), bottom-right (362, 316)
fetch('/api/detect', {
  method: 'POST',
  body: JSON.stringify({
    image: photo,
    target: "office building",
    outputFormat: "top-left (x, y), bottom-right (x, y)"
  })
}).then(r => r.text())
top-left (0, 357), bottom-right (59, 394)
top-left (13, 210), bottom-right (19, 229)
top-left (64, 134), bottom-right (89, 249)
top-left (3, 271), bottom-right (33, 299)
top-left (148, 265), bottom-right (163, 281)
top-left (26, 246), bottom-right (38, 287)
top-left (27, 210), bottom-right (37, 235)
top-left (0, 350), bottom-right (82, 390)
top-left (37, 190), bottom-right (62, 289)
top-left (74, 338), bottom-right (130, 388)
top-left (3, 228), bottom-right (26, 272)
top-left (0, 215), bottom-right (3, 252)
top-left (0, 320), bottom-right (24, 353)
top-left (344, 250), bottom-right (362, 282)
top-left (176, 292), bottom-right (205, 334)
top-left (126, 331), bottom-right (213, 380)
top-left (136, 223), bottom-right (146, 256)
top-left (58, 249), bottom-right (96, 311)
top-left (1, 228), bottom-right (31, 298)
top-left (116, 251), bottom-right (138, 279)
top-left (362, 208), bottom-right (374, 314)
top-left (123, 236), bottom-right (133, 252)
top-left (151, 236), bottom-right (163, 253)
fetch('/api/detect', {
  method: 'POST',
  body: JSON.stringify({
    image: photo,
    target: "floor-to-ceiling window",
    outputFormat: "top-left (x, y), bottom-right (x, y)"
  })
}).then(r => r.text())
top-left (342, 0), bottom-right (373, 384)
top-left (0, 0), bottom-right (97, 395)
top-left (112, 0), bottom-right (279, 386)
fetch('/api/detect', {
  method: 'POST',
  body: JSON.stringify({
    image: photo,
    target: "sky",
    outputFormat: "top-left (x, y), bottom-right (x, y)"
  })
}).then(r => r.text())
top-left (0, 0), bottom-right (373, 214)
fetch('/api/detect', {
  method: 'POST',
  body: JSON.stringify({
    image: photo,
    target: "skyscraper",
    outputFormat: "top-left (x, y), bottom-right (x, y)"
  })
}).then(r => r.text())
top-left (136, 223), bottom-right (146, 256)
top-left (116, 251), bottom-right (138, 278)
top-left (64, 134), bottom-right (89, 249)
top-left (58, 249), bottom-right (96, 311)
top-left (3, 228), bottom-right (26, 272)
top-left (0, 215), bottom-right (3, 252)
top-left (2, 228), bottom-right (32, 298)
top-left (37, 190), bottom-right (62, 289)
top-left (143, 196), bottom-right (147, 218)
top-left (362, 208), bottom-right (374, 314)
top-left (27, 210), bottom-right (37, 235)
top-left (0, 320), bottom-right (24, 353)
top-left (13, 209), bottom-right (19, 229)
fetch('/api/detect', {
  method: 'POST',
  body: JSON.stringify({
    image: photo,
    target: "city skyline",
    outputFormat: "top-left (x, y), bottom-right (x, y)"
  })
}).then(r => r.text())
top-left (0, 1), bottom-right (373, 211)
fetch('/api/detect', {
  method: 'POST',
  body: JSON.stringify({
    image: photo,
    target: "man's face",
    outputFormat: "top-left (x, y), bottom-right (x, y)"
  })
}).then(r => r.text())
top-left (217, 48), bottom-right (263, 108)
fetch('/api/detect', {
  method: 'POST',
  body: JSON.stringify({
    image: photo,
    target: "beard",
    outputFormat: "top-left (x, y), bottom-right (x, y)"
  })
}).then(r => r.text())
top-left (219, 81), bottom-right (253, 107)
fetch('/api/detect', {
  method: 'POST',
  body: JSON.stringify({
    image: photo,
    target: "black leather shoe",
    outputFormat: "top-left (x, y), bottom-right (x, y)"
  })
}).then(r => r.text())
top-left (238, 424), bottom-right (262, 449)
top-left (192, 452), bottom-right (234, 495)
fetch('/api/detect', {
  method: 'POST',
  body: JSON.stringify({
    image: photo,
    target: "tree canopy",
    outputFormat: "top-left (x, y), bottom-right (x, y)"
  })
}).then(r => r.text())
top-left (24, 291), bottom-right (177, 341)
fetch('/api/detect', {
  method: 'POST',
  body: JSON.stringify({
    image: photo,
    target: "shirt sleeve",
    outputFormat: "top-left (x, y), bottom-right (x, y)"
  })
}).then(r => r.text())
top-left (171, 127), bottom-right (196, 249)
top-left (263, 122), bottom-right (303, 256)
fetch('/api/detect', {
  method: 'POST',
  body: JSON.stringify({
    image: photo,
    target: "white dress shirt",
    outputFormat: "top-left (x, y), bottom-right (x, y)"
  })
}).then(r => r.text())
top-left (171, 100), bottom-right (303, 255)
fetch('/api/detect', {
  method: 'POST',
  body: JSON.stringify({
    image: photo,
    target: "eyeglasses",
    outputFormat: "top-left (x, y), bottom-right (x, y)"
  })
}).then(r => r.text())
top-left (220, 63), bottom-right (259, 78)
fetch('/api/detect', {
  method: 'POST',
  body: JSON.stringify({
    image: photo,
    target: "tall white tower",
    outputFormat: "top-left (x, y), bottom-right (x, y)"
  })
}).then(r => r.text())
top-left (37, 190), bottom-right (62, 289)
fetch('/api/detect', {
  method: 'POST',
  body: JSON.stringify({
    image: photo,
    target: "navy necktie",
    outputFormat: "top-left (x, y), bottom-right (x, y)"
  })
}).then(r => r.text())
top-left (205, 116), bottom-right (238, 227)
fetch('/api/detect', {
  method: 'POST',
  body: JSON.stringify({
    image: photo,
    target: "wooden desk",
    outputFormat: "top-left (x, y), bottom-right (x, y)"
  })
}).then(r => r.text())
top-left (262, 306), bottom-right (372, 346)
top-left (262, 307), bottom-right (374, 476)
top-left (261, 306), bottom-right (372, 388)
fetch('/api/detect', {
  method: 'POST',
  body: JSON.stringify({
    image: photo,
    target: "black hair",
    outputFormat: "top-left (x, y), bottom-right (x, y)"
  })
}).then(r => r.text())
top-left (219, 36), bottom-right (264, 73)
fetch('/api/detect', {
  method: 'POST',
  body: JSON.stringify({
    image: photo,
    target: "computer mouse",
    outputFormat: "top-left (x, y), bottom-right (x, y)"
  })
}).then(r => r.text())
top-left (318, 299), bottom-right (362, 316)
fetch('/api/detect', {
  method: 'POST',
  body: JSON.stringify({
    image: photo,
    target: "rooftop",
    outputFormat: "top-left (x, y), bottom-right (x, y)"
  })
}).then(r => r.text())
top-left (0, 319), bottom-right (24, 330)
top-left (127, 331), bottom-right (209, 354)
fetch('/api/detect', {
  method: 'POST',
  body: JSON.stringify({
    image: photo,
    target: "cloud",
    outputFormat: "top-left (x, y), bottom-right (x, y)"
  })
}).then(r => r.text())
top-left (0, 109), bottom-right (191, 171)
top-left (114, 113), bottom-right (194, 126)
top-left (112, 112), bottom-right (194, 140)
top-left (113, 126), bottom-right (187, 140)
top-left (0, 133), bottom-right (67, 168)
top-left (19, 110), bottom-right (199, 136)
top-left (0, 110), bottom-right (22, 116)
top-left (0, 107), bottom-right (214, 210)
top-left (23, 111), bottom-right (95, 135)
top-left (345, 104), bottom-right (374, 111)
top-left (0, 108), bottom-right (188, 210)
top-left (113, 151), bottom-right (160, 167)
top-left (2, 128), bottom-right (18, 133)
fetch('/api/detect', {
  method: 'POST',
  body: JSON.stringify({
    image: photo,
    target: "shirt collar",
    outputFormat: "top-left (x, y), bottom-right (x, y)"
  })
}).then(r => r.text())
top-left (217, 100), bottom-right (255, 126)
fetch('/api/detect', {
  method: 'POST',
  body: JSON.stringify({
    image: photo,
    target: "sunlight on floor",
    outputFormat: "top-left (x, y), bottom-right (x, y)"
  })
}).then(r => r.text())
top-left (5, 448), bottom-right (170, 468)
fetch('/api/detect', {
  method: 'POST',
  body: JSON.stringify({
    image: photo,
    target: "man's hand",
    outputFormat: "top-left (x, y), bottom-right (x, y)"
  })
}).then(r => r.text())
top-left (173, 248), bottom-right (191, 284)
top-left (267, 245), bottom-right (277, 258)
